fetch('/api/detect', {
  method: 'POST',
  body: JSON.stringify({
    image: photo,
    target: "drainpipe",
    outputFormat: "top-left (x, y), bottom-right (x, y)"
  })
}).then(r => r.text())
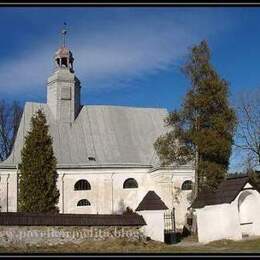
top-left (6, 174), bottom-right (10, 213)
top-left (61, 173), bottom-right (65, 213)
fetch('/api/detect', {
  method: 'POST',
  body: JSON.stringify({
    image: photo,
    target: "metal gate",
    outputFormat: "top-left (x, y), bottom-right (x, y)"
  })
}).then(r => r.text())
top-left (164, 208), bottom-right (176, 234)
top-left (164, 208), bottom-right (179, 244)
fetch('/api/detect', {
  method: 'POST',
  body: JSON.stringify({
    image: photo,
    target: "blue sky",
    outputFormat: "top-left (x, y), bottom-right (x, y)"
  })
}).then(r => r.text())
top-left (0, 7), bottom-right (259, 172)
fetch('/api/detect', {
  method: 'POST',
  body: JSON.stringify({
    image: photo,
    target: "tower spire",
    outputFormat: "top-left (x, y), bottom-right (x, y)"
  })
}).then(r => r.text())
top-left (61, 22), bottom-right (67, 47)
top-left (54, 23), bottom-right (74, 73)
top-left (48, 26), bottom-right (81, 124)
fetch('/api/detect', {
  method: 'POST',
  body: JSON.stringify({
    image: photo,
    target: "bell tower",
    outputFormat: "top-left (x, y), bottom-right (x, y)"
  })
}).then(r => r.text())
top-left (47, 24), bottom-right (81, 124)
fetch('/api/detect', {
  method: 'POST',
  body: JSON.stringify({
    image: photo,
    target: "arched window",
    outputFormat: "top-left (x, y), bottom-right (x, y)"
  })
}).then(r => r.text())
top-left (181, 180), bottom-right (193, 190)
top-left (74, 179), bottom-right (91, 191)
top-left (238, 191), bottom-right (255, 226)
top-left (61, 57), bottom-right (68, 67)
top-left (77, 199), bottom-right (91, 207)
top-left (123, 178), bottom-right (138, 189)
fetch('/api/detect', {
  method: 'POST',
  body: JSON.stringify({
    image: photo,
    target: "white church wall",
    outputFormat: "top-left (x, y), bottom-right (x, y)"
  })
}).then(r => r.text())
top-left (0, 170), bottom-right (17, 212)
top-left (57, 168), bottom-right (150, 215)
top-left (0, 165), bottom-right (194, 231)
top-left (63, 174), bottom-right (98, 214)
top-left (57, 166), bottom-right (194, 230)
top-left (111, 171), bottom-right (150, 214)
top-left (196, 203), bottom-right (242, 244)
top-left (172, 172), bottom-right (194, 229)
top-left (150, 168), bottom-right (195, 229)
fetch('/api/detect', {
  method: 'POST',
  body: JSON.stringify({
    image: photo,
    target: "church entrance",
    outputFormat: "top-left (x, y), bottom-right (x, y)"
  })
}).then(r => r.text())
top-left (238, 191), bottom-right (256, 237)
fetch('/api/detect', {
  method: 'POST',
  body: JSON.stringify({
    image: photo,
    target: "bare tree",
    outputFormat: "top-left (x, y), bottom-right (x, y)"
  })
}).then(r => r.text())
top-left (234, 89), bottom-right (260, 170)
top-left (0, 100), bottom-right (23, 161)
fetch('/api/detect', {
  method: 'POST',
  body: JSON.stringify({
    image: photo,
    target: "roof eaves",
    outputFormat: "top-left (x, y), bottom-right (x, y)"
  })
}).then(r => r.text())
top-left (0, 164), bottom-right (17, 169)
top-left (56, 163), bottom-right (153, 169)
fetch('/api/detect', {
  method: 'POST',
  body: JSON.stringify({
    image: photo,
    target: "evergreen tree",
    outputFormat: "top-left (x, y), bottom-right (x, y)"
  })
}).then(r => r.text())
top-left (18, 109), bottom-right (60, 213)
top-left (154, 40), bottom-right (237, 196)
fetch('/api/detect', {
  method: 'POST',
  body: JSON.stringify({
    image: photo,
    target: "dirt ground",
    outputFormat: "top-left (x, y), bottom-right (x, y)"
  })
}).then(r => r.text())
top-left (1, 235), bottom-right (260, 254)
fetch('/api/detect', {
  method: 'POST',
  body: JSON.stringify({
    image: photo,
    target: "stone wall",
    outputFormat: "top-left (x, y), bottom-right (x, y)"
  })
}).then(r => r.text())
top-left (0, 226), bottom-right (146, 247)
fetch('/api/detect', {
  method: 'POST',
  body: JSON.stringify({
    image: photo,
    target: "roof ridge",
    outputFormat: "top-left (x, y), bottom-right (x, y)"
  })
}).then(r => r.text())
top-left (84, 104), bottom-right (167, 110)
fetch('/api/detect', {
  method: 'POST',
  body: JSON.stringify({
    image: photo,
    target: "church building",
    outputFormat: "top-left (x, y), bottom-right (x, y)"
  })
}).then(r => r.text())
top-left (0, 33), bottom-right (195, 231)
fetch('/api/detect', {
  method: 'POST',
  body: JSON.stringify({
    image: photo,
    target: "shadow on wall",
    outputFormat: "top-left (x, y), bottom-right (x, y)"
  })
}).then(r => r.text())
top-left (115, 199), bottom-right (127, 214)
top-left (0, 197), bottom-right (7, 212)
top-left (115, 199), bottom-right (135, 215)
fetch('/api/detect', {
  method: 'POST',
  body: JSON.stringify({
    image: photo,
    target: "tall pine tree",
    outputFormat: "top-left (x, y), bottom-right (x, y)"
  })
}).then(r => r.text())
top-left (18, 109), bottom-right (60, 213)
top-left (154, 40), bottom-right (237, 196)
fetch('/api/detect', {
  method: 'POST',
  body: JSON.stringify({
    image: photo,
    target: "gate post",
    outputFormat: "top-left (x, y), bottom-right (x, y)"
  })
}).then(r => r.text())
top-left (136, 191), bottom-right (168, 242)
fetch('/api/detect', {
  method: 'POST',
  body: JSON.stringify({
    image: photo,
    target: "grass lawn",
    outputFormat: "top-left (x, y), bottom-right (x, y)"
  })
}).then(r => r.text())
top-left (1, 236), bottom-right (260, 254)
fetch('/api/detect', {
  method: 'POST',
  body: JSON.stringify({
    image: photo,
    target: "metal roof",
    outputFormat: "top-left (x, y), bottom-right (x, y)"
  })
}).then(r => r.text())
top-left (1, 102), bottom-right (168, 168)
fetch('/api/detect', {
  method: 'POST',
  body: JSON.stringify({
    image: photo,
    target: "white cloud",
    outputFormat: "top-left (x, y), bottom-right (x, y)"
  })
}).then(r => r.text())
top-left (0, 9), bottom-right (237, 96)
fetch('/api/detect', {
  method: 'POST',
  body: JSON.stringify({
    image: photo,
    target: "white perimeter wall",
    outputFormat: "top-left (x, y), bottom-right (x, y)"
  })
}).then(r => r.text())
top-left (138, 210), bottom-right (165, 242)
top-left (196, 183), bottom-right (260, 244)
top-left (196, 203), bottom-right (242, 244)
top-left (233, 185), bottom-right (260, 237)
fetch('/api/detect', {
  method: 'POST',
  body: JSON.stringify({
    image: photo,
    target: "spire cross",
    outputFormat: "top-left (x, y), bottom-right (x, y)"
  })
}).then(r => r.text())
top-left (61, 22), bottom-right (67, 47)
